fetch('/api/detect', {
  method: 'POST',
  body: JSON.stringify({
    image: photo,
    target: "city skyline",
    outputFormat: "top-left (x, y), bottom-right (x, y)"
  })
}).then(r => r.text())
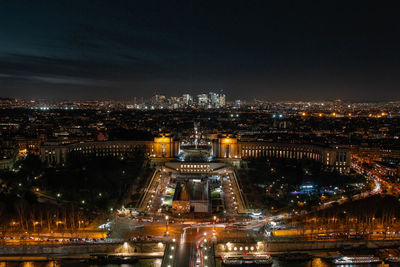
top-left (1, 1), bottom-right (400, 101)
top-left (2, 2), bottom-right (400, 265)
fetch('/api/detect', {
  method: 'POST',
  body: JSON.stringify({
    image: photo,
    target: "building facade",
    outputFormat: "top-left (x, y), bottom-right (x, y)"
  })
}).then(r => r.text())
top-left (41, 134), bottom-right (179, 166)
top-left (41, 133), bottom-right (351, 173)
top-left (212, 135), bottom-right (351, 172)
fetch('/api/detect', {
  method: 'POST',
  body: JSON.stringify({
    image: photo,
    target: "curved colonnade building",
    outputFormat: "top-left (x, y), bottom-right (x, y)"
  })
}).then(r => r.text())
top-left (41, 134), bottom-right (350, 172)
top-left (40, 134), bottom-right (178, 166)
top-left (212, 135), bottom-right (350, 172)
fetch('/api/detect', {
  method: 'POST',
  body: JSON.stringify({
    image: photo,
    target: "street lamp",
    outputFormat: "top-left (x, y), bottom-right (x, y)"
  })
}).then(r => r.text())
top-left (56, 221), bottom-right (63, 229)
top-left (213, 216), bottom-right (217, 236)
top-left (33, 221), bottom-right (39, 231)
top-left (165, 215), bottom-right (169, 235)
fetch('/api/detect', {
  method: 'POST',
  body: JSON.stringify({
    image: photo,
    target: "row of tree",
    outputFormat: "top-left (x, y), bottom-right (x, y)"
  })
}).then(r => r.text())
top-left (1, 200), bottom-right (92, 234)
top-left (289, 195), bottom-right (400, 232)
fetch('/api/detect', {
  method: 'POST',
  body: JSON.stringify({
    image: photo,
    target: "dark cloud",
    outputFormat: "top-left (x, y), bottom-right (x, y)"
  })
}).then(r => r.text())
top-left (0, 0), bottom-right (399, 100)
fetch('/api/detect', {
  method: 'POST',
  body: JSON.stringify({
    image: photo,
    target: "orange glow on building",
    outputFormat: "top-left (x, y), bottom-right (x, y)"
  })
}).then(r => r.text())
top-left (221, 137), bottom-right (237, 144)
top-left (18, 149), bottom-right (28, 157)
top-left (154, 134), bottom-right (173, 144)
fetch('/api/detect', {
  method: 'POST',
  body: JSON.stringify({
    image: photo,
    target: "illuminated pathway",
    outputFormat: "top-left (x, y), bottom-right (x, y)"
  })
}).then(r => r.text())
top-left (161, 227), bottom-right (216, 267)
top-left (175, 234), bottom-right (192, 267)
top-left (175, 228), bottom-right (202, 267)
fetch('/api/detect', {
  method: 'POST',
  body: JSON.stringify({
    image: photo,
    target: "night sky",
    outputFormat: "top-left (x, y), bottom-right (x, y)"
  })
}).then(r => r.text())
top-left (0, 1), bottom-right (399, 101)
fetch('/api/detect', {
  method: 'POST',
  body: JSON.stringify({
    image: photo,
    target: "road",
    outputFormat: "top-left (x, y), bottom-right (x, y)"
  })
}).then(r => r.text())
top-left (352, 160), bottom-right (400, 195)
top-left (137, 166), bottom-right (171, 213)
top-left (174, 227), bottom-right (216, 267)
top-left (175, 228), bottom-right (194, 267)
top-left (176, 242), bottom-right (192, 267)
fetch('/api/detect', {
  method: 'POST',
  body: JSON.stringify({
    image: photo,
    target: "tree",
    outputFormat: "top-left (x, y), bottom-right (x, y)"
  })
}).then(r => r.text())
top-left (14, 199), bottom-right (28, 231)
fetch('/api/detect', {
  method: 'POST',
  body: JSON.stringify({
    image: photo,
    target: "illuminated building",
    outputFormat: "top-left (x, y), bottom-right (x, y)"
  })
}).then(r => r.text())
top-left (0, 157), bottom-right (14, 170)
top-left (182, 94), bottom-right (193, 106)
top-left (41, 132), bottom-right (352, 173)
top-left (219, 93), bottom-right (226, 107)
top-left (234, 99), bottom-right (241, 108)
top-left (41, 134), bottom-right (179, 166)
top-left (209, 92), bottom-right (219, 108)
top-left (212, 135), bottom-right (351, 172)
top-left (212, 134), bottom-right (240, 159)
top-left (153, 134), bottom-right (179, 158)
top-left (16, 137), bottom-right (42, 155)
top-left (197, 94), bottom-right (209, 107)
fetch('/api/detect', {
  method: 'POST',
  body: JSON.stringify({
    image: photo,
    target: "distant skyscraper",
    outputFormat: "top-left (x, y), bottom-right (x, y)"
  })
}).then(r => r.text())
top-left (219, 93), bottom-right (226, 107)
top-left (197, 94), bottom-right (209, 107)
top-left (209, 92), bottom-right (219, 108)
top-left (182, 94), bottom-right (193, 106)
top-left (151, 93), bottom-right (166, 107)
top-left (234, 99), bottom-right (241, 108)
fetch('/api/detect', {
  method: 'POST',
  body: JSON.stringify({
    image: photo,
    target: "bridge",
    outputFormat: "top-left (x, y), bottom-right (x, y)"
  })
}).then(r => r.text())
top-left (161, 228), bottom-right (216, 267)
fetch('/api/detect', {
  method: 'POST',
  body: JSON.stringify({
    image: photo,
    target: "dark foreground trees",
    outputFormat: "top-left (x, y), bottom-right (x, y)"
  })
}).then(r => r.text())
top-left (0, 149), bottom-right (150, 232)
